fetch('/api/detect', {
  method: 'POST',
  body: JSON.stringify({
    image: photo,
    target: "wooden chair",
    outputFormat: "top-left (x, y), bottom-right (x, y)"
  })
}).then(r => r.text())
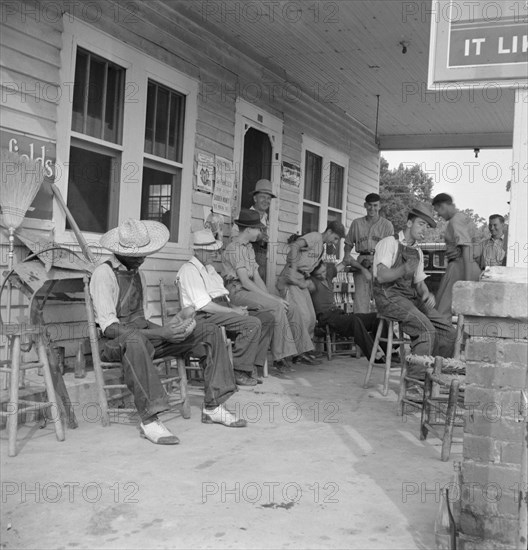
top-left (315, 322), bottom-right (359, 361)
top-left (159, 280), bottom-right (204, 382)
top-left (398, 314), bottom-right (465, 416)
top-left (364, 316), bottom-right (408, 396)
top-left (0, 325), bottom-right (65, 456)
top-left (162, 280), bottom-right (268, 378)
top-left (419, 356), bottom-right (466, 461)
top-left (83, 276), bottom-right (190, 427)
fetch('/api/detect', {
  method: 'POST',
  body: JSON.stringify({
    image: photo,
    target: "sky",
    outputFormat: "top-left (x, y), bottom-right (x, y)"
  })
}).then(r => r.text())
top-left (382, 148), bottom-right (512, 221)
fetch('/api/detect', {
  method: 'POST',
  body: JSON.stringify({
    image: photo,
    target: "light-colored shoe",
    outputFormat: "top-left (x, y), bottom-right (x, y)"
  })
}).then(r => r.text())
top-left (201, 404), bottom-right (247, 427)
top-left (139, 419), bottom-right (180, 445)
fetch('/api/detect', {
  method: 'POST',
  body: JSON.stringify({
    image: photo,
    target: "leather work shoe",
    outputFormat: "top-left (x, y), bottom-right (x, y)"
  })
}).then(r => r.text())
top-left (139, 419), bottom-right (180, 445)
top-left (294, 353), bottom-right (322, 365)
top-left (234, 371), bottom-right (258, 386)
top-left (202, 404), bottom-right (247, 427)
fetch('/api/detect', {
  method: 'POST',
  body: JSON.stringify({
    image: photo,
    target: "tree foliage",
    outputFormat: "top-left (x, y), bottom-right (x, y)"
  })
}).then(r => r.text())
top-left (379, 156), bottom-right (488, 242)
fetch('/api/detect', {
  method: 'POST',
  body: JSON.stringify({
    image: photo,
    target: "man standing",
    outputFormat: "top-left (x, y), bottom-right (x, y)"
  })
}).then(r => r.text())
top-left (481, 214), bottom-right (508, 267)
top-left (90, 219), bottom-right (246, 446)
top-left (343, 193), bottom-right (394, 313)
top-left (373, 203), bottom-right (456, 374)
top-left (276, 221), bottom-right (346, 365)
top-left (231, 179), bottom-right (276, 282)
top-left (432, 193), bottom-right (482, 318)
top-left (178, 229), bottom-right (273, 386)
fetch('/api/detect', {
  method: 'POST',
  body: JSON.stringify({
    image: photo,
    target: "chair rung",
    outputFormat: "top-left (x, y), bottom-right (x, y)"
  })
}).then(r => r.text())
top-left (104, 384), bottom-right (128, 389)
top-left (0, 401), bottom-right (51, 416)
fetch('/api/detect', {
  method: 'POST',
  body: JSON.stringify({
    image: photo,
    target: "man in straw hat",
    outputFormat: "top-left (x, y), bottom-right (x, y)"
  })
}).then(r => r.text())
top-left (223, 209), bottom-right (298, 373)
top-left (178, 229), bottom-right (273, 386)
top-left (372, 203), bottom-right (456, 374)
top-left (231, 179), bottom-right (276, 281)
top-left (90, 219), bottom-right (246, 445)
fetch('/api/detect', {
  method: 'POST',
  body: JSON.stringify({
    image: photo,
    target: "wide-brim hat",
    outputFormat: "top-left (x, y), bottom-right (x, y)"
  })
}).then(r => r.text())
top-left (100, 219), bottom-right (169, 257)
top-left (234, 209), bottom-right (264, 227)
top-left (252, 179), bottom-right (277, 198)
top-left (192, 229), bottom-right (222, 251)
top-left (410, 203), bottom-right (437, 228)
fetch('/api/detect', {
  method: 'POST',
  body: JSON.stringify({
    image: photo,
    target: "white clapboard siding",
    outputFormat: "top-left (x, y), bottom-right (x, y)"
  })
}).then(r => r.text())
top-left (1, 0), bottom-right (380, 354)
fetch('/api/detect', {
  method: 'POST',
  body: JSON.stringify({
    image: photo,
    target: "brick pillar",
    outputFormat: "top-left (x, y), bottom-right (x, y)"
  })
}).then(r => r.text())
top-left (453, 279), bottom-right (527, 550)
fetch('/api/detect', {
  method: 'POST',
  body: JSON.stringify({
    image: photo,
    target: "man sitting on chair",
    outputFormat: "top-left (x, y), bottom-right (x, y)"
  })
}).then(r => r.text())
top-left (308, 263), bottom-right (389, 362)
top-left (178, 229), bottom-right (273, 387)
top-left (372, 203), bottom-right (456, 374)
top-left (90, 219), bottom-right (246, 446)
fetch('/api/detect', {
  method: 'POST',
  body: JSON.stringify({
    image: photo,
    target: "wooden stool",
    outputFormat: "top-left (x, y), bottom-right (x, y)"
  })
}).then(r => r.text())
top-left (0, 326), bottom-right (65, 456)
top-left (364, 316), bottom-right (407, 396)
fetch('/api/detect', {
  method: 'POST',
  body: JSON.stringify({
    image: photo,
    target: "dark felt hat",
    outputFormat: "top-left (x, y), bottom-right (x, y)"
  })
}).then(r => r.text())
top-left (234, 209), bottom-right (263, 227)
top-left (409, 202), bottom-right (437, 228)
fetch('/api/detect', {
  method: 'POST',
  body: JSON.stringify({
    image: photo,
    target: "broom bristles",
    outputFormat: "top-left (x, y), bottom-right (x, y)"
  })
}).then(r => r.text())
top-left (1, 149), bottom-right (46, 231)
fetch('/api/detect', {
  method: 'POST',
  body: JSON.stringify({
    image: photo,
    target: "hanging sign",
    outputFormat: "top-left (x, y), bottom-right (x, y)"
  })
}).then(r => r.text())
top-left (428, 0), bottom-right (528, 88)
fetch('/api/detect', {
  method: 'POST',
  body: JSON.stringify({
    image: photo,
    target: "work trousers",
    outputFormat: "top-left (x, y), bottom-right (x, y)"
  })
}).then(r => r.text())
top-left (436, 257), bottom-right (481, 319)
top-left (353, 270), bottom-right (373, 314)
top-left (279, 285), bottom-right (316, 355)
top-left (100, 319), bottom-right (237, 420)
top-left (318, 310), bottom-right (385, 359)
top-left (196, 309), bottom-right (273, 373)
top-left (227, 283), bottom-right (298, 361)
top-left (374, 290), bottom-right (456, 359)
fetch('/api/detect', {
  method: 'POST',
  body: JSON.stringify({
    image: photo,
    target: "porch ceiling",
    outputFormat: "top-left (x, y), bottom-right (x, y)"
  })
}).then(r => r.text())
top-left (164, 0), bottom-right (515, 150)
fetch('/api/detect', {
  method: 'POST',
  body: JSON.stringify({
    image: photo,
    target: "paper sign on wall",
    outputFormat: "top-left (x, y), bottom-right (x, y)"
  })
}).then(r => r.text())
top-left (195, 152), bottom-right (215, 193)
top-left (212, 156), bottom-right (235, 218)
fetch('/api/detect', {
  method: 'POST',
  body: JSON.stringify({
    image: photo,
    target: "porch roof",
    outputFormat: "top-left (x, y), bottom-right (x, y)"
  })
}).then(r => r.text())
top-left (165, 0), bottom-right (516, 150)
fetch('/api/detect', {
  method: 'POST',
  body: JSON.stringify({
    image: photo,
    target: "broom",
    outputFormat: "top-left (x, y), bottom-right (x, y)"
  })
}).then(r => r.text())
top-left (1, 149), bottom-right (46, 325)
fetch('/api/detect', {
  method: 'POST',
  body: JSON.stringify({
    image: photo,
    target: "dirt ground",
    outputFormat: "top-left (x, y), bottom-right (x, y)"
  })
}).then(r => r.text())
top-left (1, 356), bottom-right (461, 549)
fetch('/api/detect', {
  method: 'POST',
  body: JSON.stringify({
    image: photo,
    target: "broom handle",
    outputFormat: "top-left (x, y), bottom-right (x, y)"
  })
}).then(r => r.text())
top-left (50, 184), bottom-right (96, 264)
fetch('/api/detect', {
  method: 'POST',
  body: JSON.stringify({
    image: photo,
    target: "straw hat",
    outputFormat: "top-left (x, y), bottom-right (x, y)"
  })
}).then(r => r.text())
top-left (100, 219), bottom-right (169, 257)
top-left (252, 179), bottom-right (276, 198)
top-left (409, 203), bottom-right (437, 228)
top-left (192, 229), bottom-right (222, 251)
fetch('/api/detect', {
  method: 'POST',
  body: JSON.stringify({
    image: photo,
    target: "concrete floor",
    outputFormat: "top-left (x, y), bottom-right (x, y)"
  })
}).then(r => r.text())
top-left (1, 357), bottom-right (462, 549)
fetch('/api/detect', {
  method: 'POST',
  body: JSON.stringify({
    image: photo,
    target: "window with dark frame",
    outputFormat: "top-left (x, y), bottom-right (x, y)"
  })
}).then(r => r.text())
top-left (141, 80), bottom-right (186, 241)
top-left (67, 48), bottom-right (125, 233)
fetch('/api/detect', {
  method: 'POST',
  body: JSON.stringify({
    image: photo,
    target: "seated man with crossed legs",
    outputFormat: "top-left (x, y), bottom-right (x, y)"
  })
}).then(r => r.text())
top-left (90, 219), bottom-right (246, 446)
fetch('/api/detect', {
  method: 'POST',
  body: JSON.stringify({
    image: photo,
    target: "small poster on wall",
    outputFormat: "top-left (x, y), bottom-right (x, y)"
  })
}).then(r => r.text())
top-left (212, 156), bottom-right (235, 218)
top-left (195, 151), bottom-right (215, 193)
top-left (281, 161), bottom-right (301, 191)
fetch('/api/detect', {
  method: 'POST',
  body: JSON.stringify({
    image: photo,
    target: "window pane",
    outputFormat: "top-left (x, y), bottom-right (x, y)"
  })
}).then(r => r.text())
top-left (302, 203), bottom-right (320, 235)
top-left (144, 82), bottom-right (156, 155)
top-left (141, 166), bottom-right (181, 242)
top-left (329, 162), bottom-right (344, 209)
top-left (72, 50), bottom-right (87, 134)
top-left (154, 87), bottom-right (169, 158)
top-left (327, 210), bottom-right (342, 225)
top-left (168, 91), bottom-right (185, 162)
top-left (304, 151), bottom-right (322, 203)
top-left (66, 146), bottom-right (116, 233)
top-left (104, 64), bottom-right (123, 143)
top-left (145, 81), bottom-right (186, 162)
top-left (86, 56), bottom-right (105, 138)
top-left (71, 48), bottom-right (124, 143)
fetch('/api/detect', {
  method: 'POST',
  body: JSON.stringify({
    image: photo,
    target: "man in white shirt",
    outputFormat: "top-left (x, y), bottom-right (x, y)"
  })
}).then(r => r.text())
top-left (481, 214), bottom-right (508, 267)
top-left (178, 229), bottom-right (273, 386)
top-left (373, 203), bottom-right (456, 367)
top-left (90, 220), bottom-right (246, 445)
